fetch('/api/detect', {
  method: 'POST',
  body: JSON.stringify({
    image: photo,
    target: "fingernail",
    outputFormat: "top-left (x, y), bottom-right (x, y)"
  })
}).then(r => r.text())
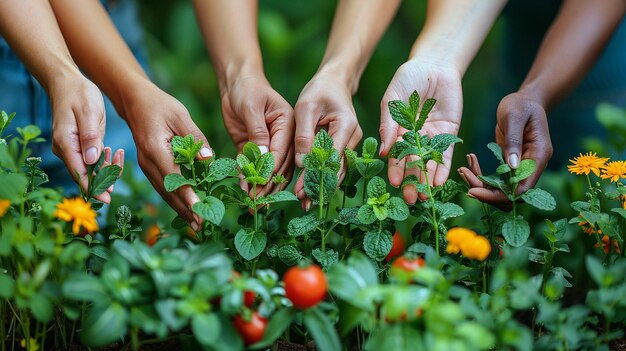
top-left (259, 146), bottom-right (269, 154)
top-left (200, 147), bottom-right (213, 158)
top-left (297, 189), bottom-right (305, 199)
top-left (191, 221), bottom-right (199, 231)
top-left (509, 153), bottom-right (519, 169)
top-left (466, 154), bottom-right (472, 168)
top-left (85, 147), bottom-right (98, 164)
top-left (295, 153), bottom-right (304, 167)
top-left (467, 192), bottom-right (476, 199)
top-left (457, 169), bottom-right (468, 185)
top-left (304, 201), bottom-right (311, 212)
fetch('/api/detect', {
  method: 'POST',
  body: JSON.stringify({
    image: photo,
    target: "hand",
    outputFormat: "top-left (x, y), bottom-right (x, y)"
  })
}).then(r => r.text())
top-left (50, 75), bottom-right (123, 203)
top-left (123, 82), bottom-right (212, 229)
top-left (459, 92), bottom-right (553, 207)
top-left (293, 70), bottom-right (363, 209)
top-left (220, 72), bottom-right (295, 195)
top-left (379, 59), bottom-right (463, 204)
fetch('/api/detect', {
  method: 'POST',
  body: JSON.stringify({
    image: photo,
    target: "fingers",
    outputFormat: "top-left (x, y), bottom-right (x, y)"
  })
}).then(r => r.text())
top-left (242, 105), bottom-right (271, 154)
top-left (496, 101), bottom-right (531, 170)
top-left (74, 100), bottom-right (106, 165)
top-left (262, 108), bottom-right (295, 195)
top-left (433, 146), bottom-right (455, 187)
top-left (379, 97), bottom-right (399, 157)
top-left (294, 101), bottom-right (321, 167)
top-left (180, 117), bottom-right (213, 160)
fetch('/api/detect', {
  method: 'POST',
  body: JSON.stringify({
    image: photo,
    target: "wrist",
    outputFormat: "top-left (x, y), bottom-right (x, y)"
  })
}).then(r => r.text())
top-left (408, 42), bottom-right (466, 77)
top-left (517, 83), bottom-right (549, 110)
top-left (216, 57), bottom-right (264, 93)
top-left (316, 58), bottom-right (361, 95)
top-left (117, 76), bottom-right (160, 124)
top-left (45, 63), bottom-right (84, 96)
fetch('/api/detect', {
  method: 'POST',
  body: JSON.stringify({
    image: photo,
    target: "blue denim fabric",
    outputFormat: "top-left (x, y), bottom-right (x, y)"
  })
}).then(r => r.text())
top-left (0, 0), bottom-right (147, 189)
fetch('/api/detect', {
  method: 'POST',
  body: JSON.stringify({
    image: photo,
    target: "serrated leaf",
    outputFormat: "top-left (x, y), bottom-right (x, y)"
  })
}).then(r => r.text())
top-left (236, 154), bottom-right (251, 170)
top-left (304, 171), bottom-right (338, 205)
top-left (234, 229), bottom-right (267, 260)
top-left (388, 140), bottom-right (418, 160)
top-left (372, 205), bottom-right (388, 221)
top-left (256, 152), bottom-right (275, 182)
top-left (521, 188), bottom-right (556, 211)
top-left (438, 179), bottom-right (468, 202)
top-left (243, 142), bottom-right (262, 163)
top-left (367, 176), bottom-right (387, 198)
top-left (502, 216), bottom-right (530, 247)
top-left (435, 202), bottom-right (464, 221)
top-left (288, 214), bottom-right (322, 237)
top-left (487, 142), bottom-right (505, 164)
top-left (363, 230), bottom-right (393, 261)
top-left (278, 245), bottom-right (303, 266)
top-left (362, 137), bottom-right (378, 159)
top-left (511, 159), bottom-right (536, 183)
top-left (336, 207), bottom-right (360, 226)
top-left (416, 98), bottom-right (436, 131)
top-left (430, 133), bottom-right (462, 153)
top-left (265, 191), bottom-right (298, 204)
top-left (90, 165), bottom-right (122, 196)
top-left (357, 159), bottom-right (385, 179)
top-left (164, 173), bottom-right (196, 192)
top-left (388, 100), bottom-right (414, 130)
top-left (209, 158), bottom-right (237, 180)
top-left (387, 197), bottom-right (409, 221)
top-left (313, 129), bottom-right (334, 150)
top-left (496, 164), bottom-right (511, 175)
top-left (478, 175), bottom-right (509, 192)
top-left (408, 91), bottom-right (420, 117)
top-left (192, 196), bottom-right (225, 225)
top-left (358, 205), bottom-right (376, 225)
top-left (312, 248), bottom-right (339, 270)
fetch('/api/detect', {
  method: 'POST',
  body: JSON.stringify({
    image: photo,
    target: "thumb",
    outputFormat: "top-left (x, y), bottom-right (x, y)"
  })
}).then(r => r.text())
top-left (243, 107), bottom-right (271, 153)
top-left (75, 103), bottom-right (106, 165)
top-left (294, 101), bottom-right (320, 167)
top-left (497, 108), bottom-right (527, 170)
top-left (379, 97), bottom-right (399, 156)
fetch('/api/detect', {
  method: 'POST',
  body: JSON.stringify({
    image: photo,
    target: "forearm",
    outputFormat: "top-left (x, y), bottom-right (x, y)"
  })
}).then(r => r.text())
top-left (193, 0), bottom-right (264, 89)
top-left (518, 0), bottom-right (626, 111)
top-left (0, 1), bottom-right (81, 94)
top-left (409, 0), bottom-right (506, 75)
top-left (49, 0), bottom-right (150, 119)
top-left (318, 0), bottom-right (402, 94)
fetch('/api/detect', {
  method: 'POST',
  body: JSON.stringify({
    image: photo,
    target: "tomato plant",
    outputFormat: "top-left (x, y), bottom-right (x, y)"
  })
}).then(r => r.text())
top-left (283, 264), bottom-right (327, 309)
top-left (233, 311), bottom-right (268, 345)
top-left (386, 231), bottom-right (406, 261)
top-left (391, 255), bottom-right (425, 273)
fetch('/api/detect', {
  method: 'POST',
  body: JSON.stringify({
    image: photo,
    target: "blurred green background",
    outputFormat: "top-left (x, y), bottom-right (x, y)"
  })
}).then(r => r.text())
top-left (136, 0), bottom-right (503, 164)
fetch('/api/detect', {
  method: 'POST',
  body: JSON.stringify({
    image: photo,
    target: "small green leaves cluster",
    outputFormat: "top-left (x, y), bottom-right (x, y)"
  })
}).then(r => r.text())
top-left (480, 142), bottom-right (556, 247)
top-left (302, 130), bottom-right (340, 205)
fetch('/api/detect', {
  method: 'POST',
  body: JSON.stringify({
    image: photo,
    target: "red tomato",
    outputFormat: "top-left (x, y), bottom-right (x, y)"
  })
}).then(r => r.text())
top-left (145, 225), bottom-right (160, 247)
top-left (233, 312), bottom-right (268, 345)
top-left (391, 256), bottom-right (425, 273)
top-left (232, 271), bottom-right (256, 307)
top-left (283, 264), bottom-right (327, 309)
top-left (386, 231), bottom-right (406, 261)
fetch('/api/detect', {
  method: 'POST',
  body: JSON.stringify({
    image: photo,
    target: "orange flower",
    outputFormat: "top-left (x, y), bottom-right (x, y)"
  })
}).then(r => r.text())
top-left (446, 227), bottom-right (476, 254)
top-left (145, 225), bottom-right (161, 246)
top-left (567, 152), bottom-right (608, 176)
top-left (600, 161), bottom-right (626, 182)
top-left (0, 199), bottom-right (10, 217)
top-left (54, 198), bottom-right (98, 235)
top-left (446, 227), bottom-right (491, 261)
top-left (595, 235), bottom-right (621, 254)
top-left (577, 218), bottom-right (602, 236)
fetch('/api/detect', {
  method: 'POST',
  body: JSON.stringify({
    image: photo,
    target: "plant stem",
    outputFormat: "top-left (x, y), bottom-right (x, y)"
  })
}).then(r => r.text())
top-left (131, 327), bottom-right (139, 351)
top-left (415, 133), bottom-right (440, 255)
top-left (320, 172), bottom-right (326, 253)
top-left (253, 186), bottom-right (258, 232)
top-left (482, 261), bottom-right (487, 293)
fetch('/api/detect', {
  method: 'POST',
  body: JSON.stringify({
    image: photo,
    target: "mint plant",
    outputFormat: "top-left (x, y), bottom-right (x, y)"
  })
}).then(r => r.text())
top-left (478, 142), bottom-right (556, 247)
top-left (388, 91), bottom-right (463, 255)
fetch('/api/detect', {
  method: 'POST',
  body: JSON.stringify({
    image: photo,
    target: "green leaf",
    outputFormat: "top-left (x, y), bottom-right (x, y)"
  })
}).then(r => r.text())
top-left (256, 152), bottom-right (275, 182)
top-left (243, 142), bottom-right (261, 162)
top-left (81, 302), bottom-right (128, 347)
top-left (496, 164), bottom-right (512, 175)
top-left (437, 179), bottom-right (468, 202)
top-left (367, 176), bottom-right (387, 198)
top-left (362, 137), bottom-right (378, 159)
top-left (357, 205), bottom-right (376, 225)
top-left (434, 202), bottom-right (464, 221)
top-left (304, 170), bottom-right (338, 205)
top-left (250, 308), bottom-right (297, 349)
top-left (209, 158), bottom-right (238, 180)
top-left (511, 159), bottom-right (536, 183)
top-left (313, 129), bottom-right (334, 150)
top-left (430, 133), bottom-right (462, 153)
top-left (585, 255), bottom-right (606, 287)
top-left (29, 293), bottom-right (53, 322)
top-left (278, 245), bottom-right (304, 266)
top-left (336, 207), bottom-right (361, 226)
top-left (502, 216), bottom-right (530, 247)
top-left (386, 197), bottom-right (409, 221)
top-left (288, 214), bottom-right (322, 237)
top-left (365, 324), bottom-right (424, 351)
top-left (19, 125), bottom-right (42, 142)
top-left (327, 252), bottom-right (378, 308)
top-left (388, 140), bottom-right (418, 160)
top-left (416, 98), bottom-right (436, 131)
top-left (388, 100), bottom-right (414, 130)
top-left (115, 205), bottom-right (132, 230)
top-left (91, 165), bottom-right (122, 196)
top-left (372, 205), bottom-right (388, 221)
top-left (408, 91), bottom-right (420, 117)
top-left (478, 175), bottom-right (509, 192)
top-left (192, 196), bottom-right (225, 225)
top-left (363, 230), bottom-right (393, 261)
top-left (0, 173), bottom-right (27, 202)
top-left (236, 154), bottom-right (251, 170)
top-left (234, 229), bottom-right (267, 260)
top-left (357, 159), bottom-right (385, 179)
top-left (265, 191), bottom-right (297, 204)
top-left (521, 188), bottom-right (556, 211)
top-left (63, 274), bottom-right (109, 302)
top-left (192, 313), bottom-right (221, 346)
top-left (164, 173), bottom-right (196, 192)
top-left (487, 142), bottom-right (505, 164)
top-left (0, 274), bottom-right (14, 298)
top-left (611, 208), bottom-right (626, 220)
top-left (303, 307), bottom-right (341, 351)
top-left (312, 248), bottom-right (339, 270)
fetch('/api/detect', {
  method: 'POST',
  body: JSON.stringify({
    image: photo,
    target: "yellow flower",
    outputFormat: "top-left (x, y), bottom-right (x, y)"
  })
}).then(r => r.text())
top-left (600, 160), bottom-right (626, 182)
top-left (0, 199), bottom-right (10, 217)
top-left (461, 235), bottom-right (492, 261)
top-left (567, 152), bottom-right (608, 176)
top-left (446, 227), bottom-right (476, 255)
top-left (54, 198), bottom-right (98, 235)
top-left (20, 338), bottom-right (39, 351)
